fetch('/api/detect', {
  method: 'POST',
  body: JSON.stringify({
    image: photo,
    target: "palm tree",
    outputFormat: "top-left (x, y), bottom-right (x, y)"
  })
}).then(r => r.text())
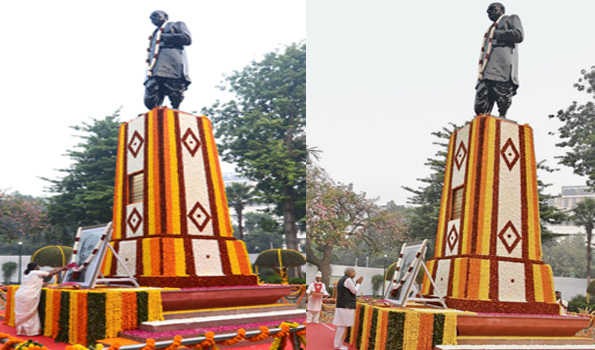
top-left (572, 198), bottom-right (595, 301)
top-left (225, 182), bottom-right (257, 240)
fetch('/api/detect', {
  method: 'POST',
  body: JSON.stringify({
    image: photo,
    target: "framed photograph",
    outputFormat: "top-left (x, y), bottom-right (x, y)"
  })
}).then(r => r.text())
top-left (385, 241), bottom-right (427, 306)
top-left (63, 222), bottom-right (113, 288)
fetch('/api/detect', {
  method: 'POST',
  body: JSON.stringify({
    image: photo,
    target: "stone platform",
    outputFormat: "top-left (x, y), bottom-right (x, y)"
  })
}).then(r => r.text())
top-left (161, 284), bottom-right (293, 311)
top-left (457, 312), bottom-right (592, 337)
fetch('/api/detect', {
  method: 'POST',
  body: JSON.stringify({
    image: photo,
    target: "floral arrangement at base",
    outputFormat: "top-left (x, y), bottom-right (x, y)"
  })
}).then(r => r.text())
top-left (0, 333), bottom-right (48, 350)
top-left (350, 302), bottom-right (458, 350)
top-left (65, 322), bottom-right (305, 350)
top-left (4, 286), bottom-right (163, 345)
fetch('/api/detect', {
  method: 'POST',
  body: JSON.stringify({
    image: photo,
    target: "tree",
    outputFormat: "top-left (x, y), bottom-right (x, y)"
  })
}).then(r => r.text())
top-left (549, 66), bottom-right (595, 190)
top-left (306, 164), bottom-right (405, 285)
top-left (2, 261), bottom-right (17, 284)
top-left (242, 212), bottom-right (284, 253)
top-left (225, 182), bottom-right (257, 240)
top-left (402, 124), bottom-right (457, 242)
top-left (0, 191), bottom-right (48, 243)
top-left (43, 111), bottom-right (120, 237)
top-left (207, 43), bottom-right (306, 251)
top-left (542, 235), bottom-right (590, 278)
top-left (572, 198), bottom-right (595, 298)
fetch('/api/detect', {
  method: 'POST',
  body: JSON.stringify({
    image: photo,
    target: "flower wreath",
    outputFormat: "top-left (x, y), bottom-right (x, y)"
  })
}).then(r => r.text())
top-left (146, 22), bottom-right (169, 77)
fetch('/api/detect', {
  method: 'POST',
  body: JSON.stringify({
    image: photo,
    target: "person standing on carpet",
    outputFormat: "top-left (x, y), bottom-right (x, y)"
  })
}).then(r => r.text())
top-left (306, 271), bottom-right (329, 323)
top-left (333, 267), bottom-right (363, 350)
top-left (15, 263), bottom-right (66, 336)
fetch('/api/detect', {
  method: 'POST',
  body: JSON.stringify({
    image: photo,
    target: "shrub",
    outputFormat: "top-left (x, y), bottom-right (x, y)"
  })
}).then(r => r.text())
top-left (568, 294), bottom-right (595, 313)
top-left (2, 261), bottom-right (18, 284)
top-left (288, 277), bottom-right (305, 284)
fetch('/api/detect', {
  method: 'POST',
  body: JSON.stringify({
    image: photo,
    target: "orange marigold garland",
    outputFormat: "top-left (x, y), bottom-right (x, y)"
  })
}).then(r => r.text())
top-left (141, 338), bottom-right (155, 350)
top-left (191, 331), bottom-right (215, 349)
top-left (221, 328), bottom-right (246, 346)
top-left (164, 335), bottom-right (182, 350)
top-left (246, 326), bottom-right (269, 342)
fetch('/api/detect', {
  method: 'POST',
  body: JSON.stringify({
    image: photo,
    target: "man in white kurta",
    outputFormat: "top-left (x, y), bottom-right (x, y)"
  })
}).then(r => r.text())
top-left (306, 271), bottom-right (329, 323)
top-left (332, 267), bottom-right (363, 350)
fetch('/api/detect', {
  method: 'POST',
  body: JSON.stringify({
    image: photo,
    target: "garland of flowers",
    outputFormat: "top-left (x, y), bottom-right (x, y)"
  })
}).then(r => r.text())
top-left (352, 302), bottom-right (457, 350)
top-left (4, 288), bottom-right (163, 345)
top-left (478, 16), bottom-right (503, 80)
top-left (65, 322), bottom-right (304, 350)
top-left (146, 23), bottom-right (168, 77)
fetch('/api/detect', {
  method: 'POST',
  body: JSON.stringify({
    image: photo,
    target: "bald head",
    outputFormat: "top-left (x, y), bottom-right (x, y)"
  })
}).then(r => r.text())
top-left (150, 10), bottom-right (168, 27)
top-left (344, 267), bottom-right (356, 277)
top-left (487, 3), bottom-right (505, 21)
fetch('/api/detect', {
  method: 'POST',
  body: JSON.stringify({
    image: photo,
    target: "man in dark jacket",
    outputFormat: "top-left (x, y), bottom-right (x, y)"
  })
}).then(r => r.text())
top-left (332, 267), bottom-right (363, 350)
top-left (144, 10), bottom-right (192, 110)
top-left (474, 2), bottom-right (523, 118)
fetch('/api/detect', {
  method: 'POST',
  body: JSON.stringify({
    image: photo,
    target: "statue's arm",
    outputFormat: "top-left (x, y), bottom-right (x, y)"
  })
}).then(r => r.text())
top-left (494, 15), bottom-right (523, 44)
top-left (161, 21), bottom-right (192, 47)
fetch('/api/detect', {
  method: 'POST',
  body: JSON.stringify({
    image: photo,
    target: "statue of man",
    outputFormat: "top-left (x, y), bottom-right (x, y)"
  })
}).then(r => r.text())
top-left (144, 10), bottom-right (191, 110)
top-left (474, 3), bottom-right (523, 118)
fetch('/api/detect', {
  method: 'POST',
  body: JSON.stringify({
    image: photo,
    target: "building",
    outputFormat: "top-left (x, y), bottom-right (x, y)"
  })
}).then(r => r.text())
top-left (545, 185), bottom-right (593, 237)
top-left (550, 186), bottom-right (595, 211)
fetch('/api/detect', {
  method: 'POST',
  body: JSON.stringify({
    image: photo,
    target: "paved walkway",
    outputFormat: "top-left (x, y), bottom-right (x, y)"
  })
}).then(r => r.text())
top-left (306, 323), bottom-right (355, 350)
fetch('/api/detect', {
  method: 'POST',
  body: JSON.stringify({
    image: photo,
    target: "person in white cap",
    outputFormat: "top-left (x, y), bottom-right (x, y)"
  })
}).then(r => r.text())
top-left (306, 271), bottom-right (328, 323)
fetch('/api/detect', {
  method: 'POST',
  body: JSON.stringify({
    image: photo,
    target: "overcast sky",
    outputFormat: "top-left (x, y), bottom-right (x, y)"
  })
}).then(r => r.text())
top-left (307, 0), bottom-right (594, 205)
top-left (0, 1), bottom-right (305, 197)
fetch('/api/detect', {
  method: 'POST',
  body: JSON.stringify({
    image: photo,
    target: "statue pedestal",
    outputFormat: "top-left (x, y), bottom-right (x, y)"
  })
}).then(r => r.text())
top-left (102, 107), bottom-right (257, 288)
top-left (422, 115), bottom-right (558, 314)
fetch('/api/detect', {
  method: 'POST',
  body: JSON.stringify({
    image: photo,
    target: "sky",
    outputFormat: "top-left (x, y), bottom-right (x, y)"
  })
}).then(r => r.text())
top-left (307, 0), bottom-right (594, 205)
top-left (0, 1), bottom-right (305, 197)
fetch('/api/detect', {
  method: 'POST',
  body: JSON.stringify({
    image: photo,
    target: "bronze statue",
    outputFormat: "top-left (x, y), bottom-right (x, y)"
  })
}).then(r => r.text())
top-left (474, 3), bottom-right (523, 118)
top-left (144, 10), bottom-right (191, 110)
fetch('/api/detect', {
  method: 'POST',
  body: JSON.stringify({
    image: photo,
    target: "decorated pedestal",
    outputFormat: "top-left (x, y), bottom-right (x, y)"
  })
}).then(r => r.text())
top-left (422, 115), bottom-right (558, 314)
top-left (350, 302), bottom-right (459, 350)
top-left (4, 286), bottom-right (163, 345)
top-left (101, 107), bottom-right (257, 288)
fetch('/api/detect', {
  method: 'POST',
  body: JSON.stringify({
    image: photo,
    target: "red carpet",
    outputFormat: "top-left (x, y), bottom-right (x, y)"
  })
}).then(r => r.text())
top-left (306, 323), bottom-right (355, 350)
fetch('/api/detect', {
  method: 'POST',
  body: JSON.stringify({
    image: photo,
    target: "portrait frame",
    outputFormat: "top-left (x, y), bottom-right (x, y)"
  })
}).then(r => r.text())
top-left (63, 222), bottom-right (113, 288)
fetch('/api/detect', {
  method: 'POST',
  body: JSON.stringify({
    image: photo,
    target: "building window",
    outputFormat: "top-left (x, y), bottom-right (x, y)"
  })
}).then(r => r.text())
top-left (450, 186), bottom-right (464, 220)
top-left (129, 172), bottom-right (144, 203)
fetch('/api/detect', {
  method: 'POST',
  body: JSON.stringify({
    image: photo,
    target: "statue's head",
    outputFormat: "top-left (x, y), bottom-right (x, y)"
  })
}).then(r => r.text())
top-left (150, 10), bottom-right (169, 27)
top-left (487, 2), bottom-right (505, 22)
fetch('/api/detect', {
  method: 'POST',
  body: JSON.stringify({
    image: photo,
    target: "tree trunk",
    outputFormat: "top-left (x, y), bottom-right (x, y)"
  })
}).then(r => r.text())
top-left (237, 209), bottom-right (244, 240)
top-left (282, 187), bottom-right (299, 251)
top-left (587, 226), bottom-right (592, 303)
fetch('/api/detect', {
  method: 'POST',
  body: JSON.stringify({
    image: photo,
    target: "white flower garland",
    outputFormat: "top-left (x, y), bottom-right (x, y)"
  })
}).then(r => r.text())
top-left (478, 15), bottom-right (503, 80)
top-left (146, 22), bottom-right (169, 77)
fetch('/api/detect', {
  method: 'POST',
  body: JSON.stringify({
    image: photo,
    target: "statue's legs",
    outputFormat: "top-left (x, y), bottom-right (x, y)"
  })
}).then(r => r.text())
top-left (474, 80), bottom-right (516, 117)
top-left (474, 81), bottom-right (495, 115)
top-left (493, 82), bottom-right (516, 118)
top-left (144, 78), bottom-right (165, 110)
top-left (162, 79), bottom-right (188, 110)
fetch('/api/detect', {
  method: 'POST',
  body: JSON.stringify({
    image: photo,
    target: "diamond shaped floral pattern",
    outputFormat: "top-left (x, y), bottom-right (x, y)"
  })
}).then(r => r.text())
top-left (127, 131), bottom-right (144, 158)
top-left (188, 201), bottom-right (211, 232)
top-left (182, 128), bottom-right (201, 156)
top-left (455, 142), bottom-right (468, 170)
top-left (500, 138), bottom-right (520, 170)
top-left (447, 225), bottom-right (459, 251)
top-left (498, 220), bottom-right (521, 254)
top-left (127, 207), bottom-right (142, 233)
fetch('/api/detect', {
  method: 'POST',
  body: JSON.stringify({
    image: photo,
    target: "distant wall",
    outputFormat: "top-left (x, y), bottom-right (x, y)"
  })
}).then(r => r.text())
top-left (553, 277), bottom-right (589, 300)
top-left (0, 255), bottom-right (32, 284)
